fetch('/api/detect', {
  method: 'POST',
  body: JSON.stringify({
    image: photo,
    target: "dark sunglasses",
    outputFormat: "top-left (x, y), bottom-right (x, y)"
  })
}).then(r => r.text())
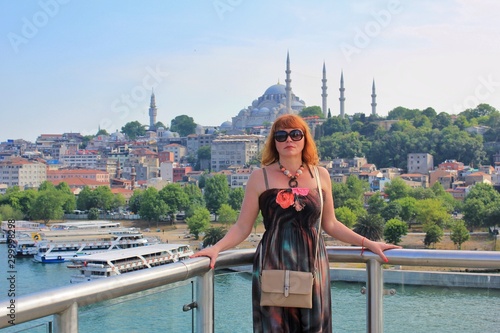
top-left (274, 129), bottom-right (304, 142)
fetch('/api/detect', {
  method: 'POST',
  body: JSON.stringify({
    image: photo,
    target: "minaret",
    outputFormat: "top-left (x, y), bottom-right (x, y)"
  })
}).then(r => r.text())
top-left (371, 79), bottom-right (377, 116)
top-left (339, 71), bottom-right (345, 119)
top-left (321, 62), bottom-right (328, 118)
top-left (148, 89), bottom-right (157, 131)
top-left (130, 166), bottom-right (136, 189)
top-left (285, 51), bottom-right (292, 113)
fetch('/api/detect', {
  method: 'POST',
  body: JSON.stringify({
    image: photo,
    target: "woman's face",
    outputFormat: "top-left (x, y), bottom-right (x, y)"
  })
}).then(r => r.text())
top-left (274, 127), bottom-right (305, 158)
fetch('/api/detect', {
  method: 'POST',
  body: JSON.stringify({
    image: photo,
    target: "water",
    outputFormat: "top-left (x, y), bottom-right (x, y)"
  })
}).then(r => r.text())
top-left (1, 244), bottom-right (500, 332)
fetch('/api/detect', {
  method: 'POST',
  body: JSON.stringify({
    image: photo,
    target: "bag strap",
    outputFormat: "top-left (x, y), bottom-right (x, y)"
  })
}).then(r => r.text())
top-left (313, 166), bottom-right (323, 274)
top-left (259, 166), bottom-right (324, 272)
top-left (262, 167), bottom-right (269, 190)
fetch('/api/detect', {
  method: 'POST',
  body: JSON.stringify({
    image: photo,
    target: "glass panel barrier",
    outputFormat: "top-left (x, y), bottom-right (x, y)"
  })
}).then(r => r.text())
top-left (78, 280), bottom-right (195, 333)
top-left (383, 270), bottom-right (500, 332)
top-left (214, 271), bottom-right (252, 332)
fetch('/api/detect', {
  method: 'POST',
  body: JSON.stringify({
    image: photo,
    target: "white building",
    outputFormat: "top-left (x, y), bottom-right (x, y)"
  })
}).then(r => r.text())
top-left (0, 157), bottom-right (47, 189)
top-left (211, 135), bottom-right (264, 172)
top-left (60, 150), bottom-right (101, 169)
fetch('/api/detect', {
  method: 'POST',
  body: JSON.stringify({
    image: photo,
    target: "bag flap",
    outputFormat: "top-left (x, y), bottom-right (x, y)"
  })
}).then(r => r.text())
top-left (261, 270), bottom-right (313, 295)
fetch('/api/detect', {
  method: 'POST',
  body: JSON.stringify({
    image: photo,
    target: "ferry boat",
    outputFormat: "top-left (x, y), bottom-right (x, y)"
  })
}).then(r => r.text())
top-left (69, 244), bottom-right (194, 283)
top-left (9, 221), bottom-right (125, 257)
top-left (1, 220), bottom-right (48, 250)
top-left (32, 228), bottom-right (159, 263)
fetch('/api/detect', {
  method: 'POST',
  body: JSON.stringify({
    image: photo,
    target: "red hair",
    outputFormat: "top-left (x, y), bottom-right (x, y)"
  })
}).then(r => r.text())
top-left (261, 114), bottom-right (319, 166)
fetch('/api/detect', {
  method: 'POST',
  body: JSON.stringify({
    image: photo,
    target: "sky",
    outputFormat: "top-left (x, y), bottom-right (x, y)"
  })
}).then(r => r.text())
top-left (1, 0), bottom-right (500, 142)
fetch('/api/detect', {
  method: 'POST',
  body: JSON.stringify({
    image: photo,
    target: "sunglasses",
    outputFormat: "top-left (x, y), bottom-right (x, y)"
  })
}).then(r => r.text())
top-left (274, 129), bottom-right (304, 142)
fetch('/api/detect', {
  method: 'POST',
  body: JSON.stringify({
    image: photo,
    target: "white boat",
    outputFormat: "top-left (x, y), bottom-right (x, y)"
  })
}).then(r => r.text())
top-left (32, 228), bottom-right (159, 263)
top-left (1, 220), bottom-right (48, 251)
top-left (7, 220), bottom-right (121, 256)
top-left (49, 220), bottom-right (121, 230)
top-left (69, 244), bottom-right (194, 283)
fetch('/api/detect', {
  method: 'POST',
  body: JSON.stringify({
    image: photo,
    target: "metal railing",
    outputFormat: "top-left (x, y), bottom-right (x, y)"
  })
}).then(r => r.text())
top-left (1, 247), bottom-right (500, 333)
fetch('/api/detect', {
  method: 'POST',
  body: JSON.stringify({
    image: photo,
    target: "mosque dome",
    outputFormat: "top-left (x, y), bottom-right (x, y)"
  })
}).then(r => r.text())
top-left (220, 121), bottom-right (232, 129)
top-left (264, 84), bottom-right (286, 96)
top-left (259, 107), bottom-right (270, 113)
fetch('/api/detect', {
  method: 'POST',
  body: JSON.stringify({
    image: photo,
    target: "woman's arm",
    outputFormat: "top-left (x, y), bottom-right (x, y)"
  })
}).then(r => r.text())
top-left (191, 169), bottom-right (263, 268)
top-left (317, 167), bottom-right (401, 262)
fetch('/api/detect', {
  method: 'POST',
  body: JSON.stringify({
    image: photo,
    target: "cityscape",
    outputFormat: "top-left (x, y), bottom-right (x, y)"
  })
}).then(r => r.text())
top-left (2, 2), bottom-right (500, 331)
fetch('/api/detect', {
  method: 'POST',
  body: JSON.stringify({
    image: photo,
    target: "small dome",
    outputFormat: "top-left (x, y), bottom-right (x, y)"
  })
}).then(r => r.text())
top-left (221, 121), bottom-right (232, 128)
top-left (259, 107), bottom-right (270, 113)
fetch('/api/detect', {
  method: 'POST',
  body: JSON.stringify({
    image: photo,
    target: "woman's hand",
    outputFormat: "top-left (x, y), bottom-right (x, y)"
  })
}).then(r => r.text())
top-left (190, 247), bottom-right (220, 269)
top-left (364, 239), bottom-right (401, 263)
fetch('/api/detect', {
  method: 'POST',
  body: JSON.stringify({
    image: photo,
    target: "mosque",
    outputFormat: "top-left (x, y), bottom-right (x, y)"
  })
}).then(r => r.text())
top-left (146, 52), bottom-right (378, 134)
top-left (228, 52), bottom-right (378, 132)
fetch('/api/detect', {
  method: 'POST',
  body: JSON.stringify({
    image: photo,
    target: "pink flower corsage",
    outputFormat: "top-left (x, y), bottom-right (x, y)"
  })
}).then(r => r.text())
top-left (276, 188), bottom-right (310, 211)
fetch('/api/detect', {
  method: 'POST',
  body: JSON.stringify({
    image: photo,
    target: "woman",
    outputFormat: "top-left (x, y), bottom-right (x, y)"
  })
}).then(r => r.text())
top-left (192, 114), bottom-right (400, 332)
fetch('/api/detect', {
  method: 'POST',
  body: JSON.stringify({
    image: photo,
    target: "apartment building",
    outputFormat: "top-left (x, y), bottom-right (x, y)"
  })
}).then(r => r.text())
top-left (0, 157), bottom-right (46, 188)
top-left (59, 150), bottom-right (101, 169)
top-left (407, 153), bottom-right (434, 174)
top-left (210, 135), bottom-right (264, 172)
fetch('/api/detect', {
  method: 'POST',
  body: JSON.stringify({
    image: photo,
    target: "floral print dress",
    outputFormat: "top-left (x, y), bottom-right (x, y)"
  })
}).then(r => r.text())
top-left (252, 168), bottom-right (332, 333)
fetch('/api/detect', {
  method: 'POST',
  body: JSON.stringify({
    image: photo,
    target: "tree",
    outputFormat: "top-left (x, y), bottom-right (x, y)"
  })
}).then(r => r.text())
top-left (128, 189), bottom-right (144, 214)
top-left (353, 214), bottom-right (385, 241)
top-left (186, 207), bottom-right (211, 240)
top-left (88, 207), bottom-right (99, 220)
top-left (415, 198), bottom-right (451, 228)
top-left (92, 186), bottom-right (115, 211)
top-left (197, 146), bottom-right (212, 171)
top-left (383, 218), bottom-right (408, 245)
top-left (462, 183), bottom-right (500, 231)
top-left (395, 197), bottom-right (418, 229)
top-left (202, 226), bottom-right (227, 248)
top-left (217, 204), bottom-right (238, 226)
top-left (30, 189), bottom-right (64, 223)
top-left (366, 193), bottom-right (386, 216)
top-left (55, 182), bottom-right (76, 213)
top-left (121, 121), bottom-right (147, 140)
top-left (159, 183), bottom-right (190, 222)
top-left (299, 106), bottom-right (323, 118)
top-left (76, 186), bottom-right (93, 211)
top-left (228, 187), bottom-right (245, 211)
top-left (450, 220), bottom-right (470, 250)
top-left (170, 115), bottom-right (197, 137)
top-left (139, 187), bottom-right (168, 228)
top-left (0, 204), bottom-right (23, 220)
top-left (423, 223), bottom-right (443, 248)
top-left (384, 178), bottom-right (411, 201)
top-left (381, 201), bottom-right (402, 222)
top-left (111, 194), bottom-right (126, 211)
top-left (321, 116), bottom-right (351, 136)
top-left (335, 206), bottom-right (357, 228)
top-left (155, 121), bottom-right (167, 129)
top-left (204, 174), bottom-right (229, 219)
top-left (332, 175), bottom-right (369, 208)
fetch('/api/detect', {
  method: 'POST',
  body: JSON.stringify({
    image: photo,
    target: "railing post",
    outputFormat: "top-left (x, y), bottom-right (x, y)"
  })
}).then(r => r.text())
top-left (196, 269), bottom-right (214, 333)
top-left (53, 302), bottom-right (78, 333)
top-left (366, 259), bottom-right (383, 333)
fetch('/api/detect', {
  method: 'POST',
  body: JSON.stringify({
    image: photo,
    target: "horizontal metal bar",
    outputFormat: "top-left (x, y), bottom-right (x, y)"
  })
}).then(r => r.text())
top-left (1, 247), bottom-right (499, 329)
top-left (328, 248), bottom-right (500, 269)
